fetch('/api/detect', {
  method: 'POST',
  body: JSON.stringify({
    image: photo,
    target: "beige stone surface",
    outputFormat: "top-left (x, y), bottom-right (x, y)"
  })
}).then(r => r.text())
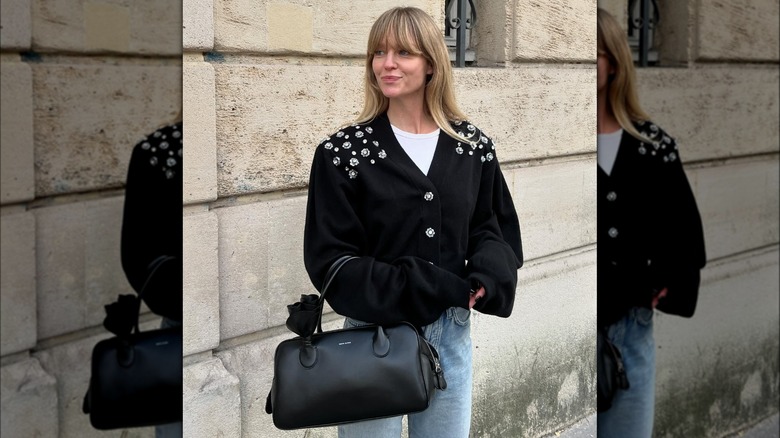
top-left (453, 66), bottom-right (596, 160)
top-left (694, 158), bottom-right (779, 261)
top-left (266, 3), bottom-right (313, 52)
top-left (213, 63), bottom-right (363, 196)
top-left (34, 328), bottom-right (157, 437)
top-left (183, 211), bottom-right (220, 355)
top-left (697, 0), bottom-right (779, 61)
top-left (84, 2), bottom-right (131, 52)
top-left (183, 61), bottom-right (218, 204)
top-left (654, 248), bottom-right (779, 436)
top-left (183, 358), bottom-right (241, 437)
top-left (34, 197), bottom-right (134, 339)
top-left (0, 0), bottom-right (32, 50)
top-left (472, 248), bottom-right (596, 436)
top-left (32, 62), bottom-right (181, 196)
top-left (637, 66), bottom-right (779, 162)
top-left (32, 0), bottom-right (182, 55)
top-left (0, 358), bottom-right (58, 437)
top-left (1, 58), bottom-right (35, 204)
top-left (473, 1), bottom-right (512, 65)
top-left (512, 0), bottom-right (596, 62)
top-left (214, 0), bottom-right (441, 55)
top-left (0, 211), bottom-right (37, 356)
top-left (216, 195), bottom-right (310, 339)
top-left (183, 0), bottom-right (214, 51)
top-left (509, 158), bottom-right (596, 262)
top-left (213, 63), bottom-right (594, 196)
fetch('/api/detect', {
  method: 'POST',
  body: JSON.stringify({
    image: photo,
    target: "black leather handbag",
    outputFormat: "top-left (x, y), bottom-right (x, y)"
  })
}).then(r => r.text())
top-left (83, 257), bottom-right (182, 430)
top-left (597, 326), bottom-right (629, 412)
top-left (265, 256), bottom-right (447, 430)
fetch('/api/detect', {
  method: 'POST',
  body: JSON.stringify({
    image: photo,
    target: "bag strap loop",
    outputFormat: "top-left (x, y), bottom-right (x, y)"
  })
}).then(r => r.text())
top-left (315, 255), bottom-right (358, 334)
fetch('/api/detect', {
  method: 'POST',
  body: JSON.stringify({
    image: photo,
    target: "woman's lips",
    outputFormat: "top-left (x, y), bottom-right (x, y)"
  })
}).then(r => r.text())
top-left (381, 76), bottom-right (401, 83)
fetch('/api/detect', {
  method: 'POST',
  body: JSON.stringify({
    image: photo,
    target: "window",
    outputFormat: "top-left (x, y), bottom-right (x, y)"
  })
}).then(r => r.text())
top-left (628, 0), bottom-right (660, 66)
top-left (444, 0), bottom-right (476, 66)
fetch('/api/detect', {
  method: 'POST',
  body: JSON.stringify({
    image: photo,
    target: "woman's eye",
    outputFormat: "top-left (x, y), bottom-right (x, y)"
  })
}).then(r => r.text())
top-left (375, 50), bottom-right (385, 56)
top-left (399, 50), bottom-right (410, 56)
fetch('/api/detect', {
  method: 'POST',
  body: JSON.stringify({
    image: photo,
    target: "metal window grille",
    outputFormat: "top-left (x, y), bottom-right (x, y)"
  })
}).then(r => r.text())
top-left (444, 0), bottom-right (476, 67)
top-left (627, 0), bottom-right (660, 66)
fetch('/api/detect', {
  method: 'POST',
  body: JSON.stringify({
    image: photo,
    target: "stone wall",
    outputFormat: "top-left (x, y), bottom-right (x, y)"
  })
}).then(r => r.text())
top-left (182, 0), bottom-right (597, 437)
top-left (599, 1), bottom-right (780, 436)
top-left (1, 0), bottom-right (181, 436)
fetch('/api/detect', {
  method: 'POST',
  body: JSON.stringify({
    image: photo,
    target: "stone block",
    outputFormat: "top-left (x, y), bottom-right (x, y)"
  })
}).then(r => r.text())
top-left (0, 357), bottom-right (58, 437)
top-left (508, 157), bottom-right (596, 262)
top-left (266, 3), bottom-right (313, 52)
top-left (654, 248), bottom-right (779, 436)
top-left (694, 158), bottom-right (779, 261)
top-left (183, 0), bottom-right (214, 51)
top-left (212, 64), bottom-right (595, 196)
top-left (214, 0), bottom-right (441, 55)
top-left (637, 67), bottom-right (779, 162)
top-left (1, 57), bottom-right (35, 204)
top-left (32, 0), bottom-right (181, 55)
top-left (183, 358), bottom-right (241, 437)
top-left (697, 0), bottom-right (779, 61)
top-left (32, 63), bottom-right (181, 196)
top-left (34, 328), bottom-right (158, 437)
top-left (0, 0), bottom-right (31, 50)
top-left (213, 63), bottom-right (363, 195)
top-left (183, 211), bottom-right (220, 355)
top-left (216, 195), bottom-right (310, 339)
top-left (472, 248), bottom-right (596, 436)
top-left (0, 211), bottom-right (37, 355)
top-left (453, 66), bottom-right (596, 161)
top-left (35, 196), bottom-right (134, 339)
top-left (183, 61), bottom-right (218, 204)
top-left (512, 1), bottom-right (596, 62)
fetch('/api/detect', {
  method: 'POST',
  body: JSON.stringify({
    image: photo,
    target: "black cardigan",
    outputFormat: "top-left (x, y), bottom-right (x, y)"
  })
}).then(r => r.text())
top-left (598, 120), bottom-right (706, 327)
top-left (120, 122), bottom-right (183, 321)
top-left (303, 113), bottom-right (523, 328)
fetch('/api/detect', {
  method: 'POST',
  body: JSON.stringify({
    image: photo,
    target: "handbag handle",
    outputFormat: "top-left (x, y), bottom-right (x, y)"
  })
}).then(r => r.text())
top-left (132, 255), bottom-right (177, 334)
top-left (315, 255), bottom-right (358, 333)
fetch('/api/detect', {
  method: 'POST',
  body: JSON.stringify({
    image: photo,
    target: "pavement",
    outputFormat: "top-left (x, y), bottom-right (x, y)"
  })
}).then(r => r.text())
top-left (541, 411), bottom-right (778, 438)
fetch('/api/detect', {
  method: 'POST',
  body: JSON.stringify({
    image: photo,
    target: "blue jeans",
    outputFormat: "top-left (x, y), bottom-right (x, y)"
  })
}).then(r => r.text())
top-left (338, 307), bottom-right (473, 438)
top-left (597, 307), bottom-right (656, 438)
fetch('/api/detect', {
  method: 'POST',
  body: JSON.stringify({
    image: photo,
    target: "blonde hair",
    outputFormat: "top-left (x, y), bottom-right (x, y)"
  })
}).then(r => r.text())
top-left (597, 7), bottom-right (651, 142)
top-left (355, 7), bottom-right (474, 144)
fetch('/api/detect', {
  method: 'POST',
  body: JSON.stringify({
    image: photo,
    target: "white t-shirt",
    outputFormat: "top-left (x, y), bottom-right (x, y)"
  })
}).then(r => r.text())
top-left (597, 129), bottom-right (623, 176)
top-left (392, 124), bottom-right (440, 176)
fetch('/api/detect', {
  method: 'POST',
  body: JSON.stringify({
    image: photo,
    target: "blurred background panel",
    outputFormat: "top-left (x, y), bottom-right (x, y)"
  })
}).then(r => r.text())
top-left (1, 1), bottom-right (181, 436)
top-left (600, 0), bottom-right (779, 436)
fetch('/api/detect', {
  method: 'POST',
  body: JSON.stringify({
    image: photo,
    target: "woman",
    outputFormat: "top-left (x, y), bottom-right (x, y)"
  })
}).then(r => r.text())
top-left (596, 8), bottom-right (706, 438)
top-left (303, 7), bottom-right (523, 438)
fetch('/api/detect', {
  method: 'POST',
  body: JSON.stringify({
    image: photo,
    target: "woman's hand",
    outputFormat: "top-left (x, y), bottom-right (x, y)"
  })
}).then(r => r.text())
top-left (652, 287), bottom-right (668, 309)
top-left (469, 286), bottom-right (486, 309)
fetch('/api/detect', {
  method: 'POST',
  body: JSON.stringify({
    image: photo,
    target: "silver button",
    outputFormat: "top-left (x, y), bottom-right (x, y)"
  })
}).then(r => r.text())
top-left (606, 191), bottom-right (617, 201)
top-left (647, 259), bottom-right (652, 266)
top-left (608, 227), bottom-right (618, 238)
top-left (424, 192), bottom-right (434, 201)
top-left (425, 228), bottom-right (436, 238)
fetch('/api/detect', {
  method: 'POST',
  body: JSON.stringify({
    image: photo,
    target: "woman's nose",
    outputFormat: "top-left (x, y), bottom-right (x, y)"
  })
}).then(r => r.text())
top-left (383, 53), bottom-right (396, 69)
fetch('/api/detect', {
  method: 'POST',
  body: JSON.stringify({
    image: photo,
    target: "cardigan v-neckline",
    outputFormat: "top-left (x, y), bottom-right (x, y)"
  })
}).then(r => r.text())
top-left (375, 113), bottom-right (453, 190)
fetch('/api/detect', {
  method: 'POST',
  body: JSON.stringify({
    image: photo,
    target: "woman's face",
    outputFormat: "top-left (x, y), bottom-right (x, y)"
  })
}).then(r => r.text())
top-left (372, 38), bottom-right (433, 102)
top-left (597, 51), bottom-right (614, 94)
